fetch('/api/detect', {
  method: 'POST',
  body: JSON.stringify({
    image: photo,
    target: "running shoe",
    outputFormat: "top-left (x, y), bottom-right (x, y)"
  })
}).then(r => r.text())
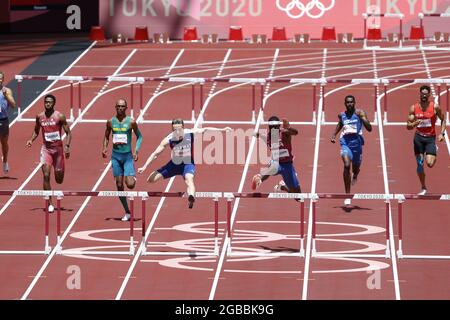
top-left (417, 189), bottom-right (427, 196)
top-left (121, 213), bottom-right (131, 221)
top-left (251, 174), bottom-right (262, 190)
top-left (188, 195), bottom-right (195, 209)
top-left (274, 180), bottom-right (286, 192)
top-left (3, 162), bottom-right (9, 174)
top-left (344, 198), bottom-right (351, 206)
top-left (48, 204), bottom-right (55, 213)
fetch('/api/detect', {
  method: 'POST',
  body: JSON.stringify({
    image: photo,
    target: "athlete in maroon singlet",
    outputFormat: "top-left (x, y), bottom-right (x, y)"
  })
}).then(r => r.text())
top-left (26, 94), bottom-right (71, 212)
top-left (406, 85), bottom-right (446, 195)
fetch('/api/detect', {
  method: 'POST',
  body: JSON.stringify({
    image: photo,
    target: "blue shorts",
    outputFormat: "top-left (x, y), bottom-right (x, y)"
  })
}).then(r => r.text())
top-left (340, 135), bottom-right (363, 167)
top-left (157, 161), bottom-right (195, 179)
top-left (275, 161), bottom-right (300, 191)
top-left (111, 151), bottom-right (135, 177)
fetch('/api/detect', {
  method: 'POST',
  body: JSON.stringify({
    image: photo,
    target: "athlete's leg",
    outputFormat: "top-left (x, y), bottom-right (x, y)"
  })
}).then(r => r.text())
top-left (115, 175), bottom-right (131, 216)
top-left (1, 134), bottom-right (8, 163)
top-left (147, 171), bottom-right (165, 183)
top-left (425, 154), bottom-right (436, 168)
top-left (54, 148), bottom-right (65, 184)
top-left (342, 155), bottom-right (352, 194)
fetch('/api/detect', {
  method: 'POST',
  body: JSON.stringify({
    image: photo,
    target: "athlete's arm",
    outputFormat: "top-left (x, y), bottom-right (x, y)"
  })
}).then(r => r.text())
top-left (331, 114), bottom-right (343, 143)
top-left (357, 110), bottom-right (372, 132)
top-left (406, 105), bottom-right (421, 130)
top-left (131, 120), bottom-right (143, 161)
top-left (102, 119), bottom-right (112, 158)
top-left (193, 127), bottom-right (232, 134)
top-left (2, 87), bottom-right (16, 108)
top-left (60, 113), bottom-right (71, 159)
top-left (26, 115), bottom-right (41, 147)
top-left (435, 104), bottom-right (447, 142)
top-left (137, 137), bottom-right (169, 174)
top-left (281, 119), bottom-right (298, 136)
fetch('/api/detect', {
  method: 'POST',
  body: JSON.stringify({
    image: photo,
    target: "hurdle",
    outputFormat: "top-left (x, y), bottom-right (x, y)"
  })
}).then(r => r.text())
top-left (224, 192), bottom-right (309, 258)
top-left (418, 12), bottom-right (450, 51)
top-left (363, 13), bottom-right (406, 50)
top-left (140, 191), bottom-right (222, 257)
top-left (396, 194), bottom-right (450, 260)
top-left (311, 193), bottom-right (393, 259)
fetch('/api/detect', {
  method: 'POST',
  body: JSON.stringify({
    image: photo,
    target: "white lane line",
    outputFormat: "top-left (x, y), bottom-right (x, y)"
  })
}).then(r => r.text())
top-left (115, 49), bottom-right (233, 300)
top-left (0, 49), bottom-right (138, 218)
top-left (302, 48), bottom-right (327, 300)
top-left (209, 51), bottom-right (231, 96)
top-left (10, 41), bottom-right (97, 126)
top-left (154, 49), bottom-right (185, 94)
top-left (376, 89), bottom-right (401, 300)
top-left (208, 49), bottom-right (280, 300)
top-left (20, 49), bottom-right (139, 300)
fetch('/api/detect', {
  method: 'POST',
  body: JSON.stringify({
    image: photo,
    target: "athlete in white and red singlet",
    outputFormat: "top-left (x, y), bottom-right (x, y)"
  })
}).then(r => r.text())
top-left (407, 85), bottom-right (446, 195)
top-left (26, 94), bottom-right (71, 212)
top-left (251, 116), bottom-right (302, 196)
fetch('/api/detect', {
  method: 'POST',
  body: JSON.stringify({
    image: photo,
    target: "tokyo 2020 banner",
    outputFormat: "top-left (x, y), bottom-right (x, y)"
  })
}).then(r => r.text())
top-left (100, 0), bottom-right (450, 39)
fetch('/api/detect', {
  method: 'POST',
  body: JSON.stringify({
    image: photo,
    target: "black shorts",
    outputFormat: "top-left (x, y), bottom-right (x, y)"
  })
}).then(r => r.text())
top-left (413, 133), bottom-right (436, 156)
top-left (0, 118), bottom-right (9, 137)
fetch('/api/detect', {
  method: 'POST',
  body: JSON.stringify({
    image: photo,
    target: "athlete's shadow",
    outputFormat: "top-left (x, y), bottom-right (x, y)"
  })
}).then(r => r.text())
top-left (334, 205), bottom-right (373, 213)
top-left (0, 176), bottom-right (18, 180)
top-left (105, 217), bottom-right (142, 222)
top-left (30, 207), bottom-right (74, 213)
top-left (258, 245), bottom-right (299, 253)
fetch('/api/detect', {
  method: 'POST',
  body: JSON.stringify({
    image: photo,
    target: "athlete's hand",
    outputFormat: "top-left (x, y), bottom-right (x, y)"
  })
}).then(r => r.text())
top-left (282, 119), bottom-right (290, 129)
top-left (137, 165), bottom-right (147, 174)
top-left (133, 152), bottom-right (139, 161)
top-left (64, 145), bottom-right (70, 159)
top-left (26, 140), bottom-right (32, 147)
top-left (438, 133), bottom-right (445, 142)
top-left (330, 136), bottom-right (336, 143)
top-left (414, 119), bottom-right (422, 127)
top-left (101, 148), bottom-right (108, 158)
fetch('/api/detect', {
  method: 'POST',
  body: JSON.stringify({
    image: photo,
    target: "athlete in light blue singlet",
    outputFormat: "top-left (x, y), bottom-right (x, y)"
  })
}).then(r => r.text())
top-left (331, 95), bottom-right (372, 206)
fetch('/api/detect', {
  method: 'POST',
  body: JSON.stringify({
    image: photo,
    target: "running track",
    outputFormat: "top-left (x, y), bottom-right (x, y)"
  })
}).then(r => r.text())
top-left (0, 42), bottom-right (449, 300)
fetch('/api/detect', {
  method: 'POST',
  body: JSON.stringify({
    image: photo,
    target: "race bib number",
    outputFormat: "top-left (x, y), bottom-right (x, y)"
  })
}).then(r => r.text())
top-left (342, 123), bottom-right (358, 135)
top-left (271, 148), bottom-right (289, 159)
top-left (173, 147), bottom-right (191, 157)
top-left (113, 134), bottom-right (128, 145)
top-left (44, 131), bottom-right (61, 142)
top-left (417, 119), bottom-right (432, 128)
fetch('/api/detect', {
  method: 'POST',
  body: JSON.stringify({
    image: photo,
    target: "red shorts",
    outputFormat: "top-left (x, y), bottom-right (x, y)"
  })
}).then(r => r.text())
top-left (40, 144), bottom-right (65, 172)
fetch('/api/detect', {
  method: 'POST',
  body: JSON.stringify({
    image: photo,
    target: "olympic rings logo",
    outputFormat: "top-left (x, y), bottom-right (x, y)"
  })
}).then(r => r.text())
top-left (276, 0), bottom-right (335, 19)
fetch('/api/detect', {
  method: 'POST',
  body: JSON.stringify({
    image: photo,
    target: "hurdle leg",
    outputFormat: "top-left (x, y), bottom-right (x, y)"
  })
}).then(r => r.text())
top-left (55, 196), bottom-right (63, 254)
top-left (128, 197), bottom-right (135, 255)
top-left (300, 199), bottom-right (305, 257)
top-left (214, 198), bottom-right (219, 256)
top-left (141, 197), bottom-right (147, 254)
top-left (385, 199), bottom-right (391, 258)
top-left (226, 197), bottom-right (233, 255)
top-left (311, 199), bottom-right (317, 256)
top-left (44, 197), bottom-right (51, 254)
top-left (397, 199), bottom-right (404, 258)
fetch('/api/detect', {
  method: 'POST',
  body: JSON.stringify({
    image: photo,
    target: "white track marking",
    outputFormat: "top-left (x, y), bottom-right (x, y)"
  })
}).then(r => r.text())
top-left (208, 49), bottom-right (280, 300)
top-left (302, 49), bottom-right (327, 300)
top-left (9, 41), bottom-right (97, 126)
top-left (376, 88), bottom-right (401, 300)
top-left (115, 49), bottom-right (233, 300)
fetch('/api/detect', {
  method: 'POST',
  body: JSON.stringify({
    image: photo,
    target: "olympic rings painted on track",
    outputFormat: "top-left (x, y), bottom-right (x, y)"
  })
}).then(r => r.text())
top-left (276, 0), bottom-right (335, 19)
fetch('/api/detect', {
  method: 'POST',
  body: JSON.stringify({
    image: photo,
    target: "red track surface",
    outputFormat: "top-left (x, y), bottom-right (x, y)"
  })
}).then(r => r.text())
top-left (0, 42), bottom-right (448, 300)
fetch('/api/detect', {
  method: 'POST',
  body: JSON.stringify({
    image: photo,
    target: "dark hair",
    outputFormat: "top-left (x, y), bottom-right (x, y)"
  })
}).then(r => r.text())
top-left (344, 95), bottom-right (355, 102)
top-left (268, 115), bottom-right (281, 130)
top-left (420, 85), bottom-right (431, 93)
top-left (44, 94), bottom-right (56, 103)
top-left (171, 118), bottom-right (184, 127)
